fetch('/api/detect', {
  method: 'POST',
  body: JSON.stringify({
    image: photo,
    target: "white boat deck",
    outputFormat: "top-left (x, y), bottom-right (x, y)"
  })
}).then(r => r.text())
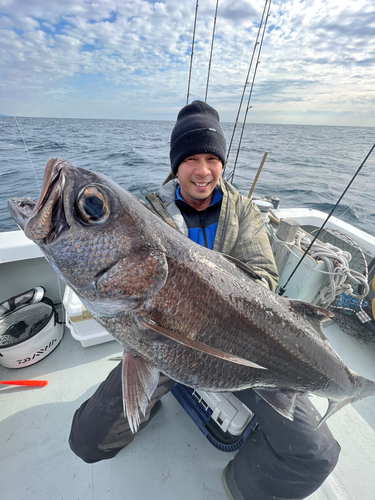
top-left (1, 318), bottom-right (374, 500)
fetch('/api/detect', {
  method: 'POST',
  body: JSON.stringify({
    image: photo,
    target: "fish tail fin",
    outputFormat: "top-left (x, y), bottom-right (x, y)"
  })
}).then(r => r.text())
top-left (317, 376), bottom-right (375, 428)
top-left (352, 376), bottom-right (375, 403)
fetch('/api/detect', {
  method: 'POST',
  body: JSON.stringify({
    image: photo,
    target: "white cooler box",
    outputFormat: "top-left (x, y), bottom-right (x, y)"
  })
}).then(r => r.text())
top-left (193, 390), bottom-right (254, 435)
top-left (63, 287), bottom-right (116, 347)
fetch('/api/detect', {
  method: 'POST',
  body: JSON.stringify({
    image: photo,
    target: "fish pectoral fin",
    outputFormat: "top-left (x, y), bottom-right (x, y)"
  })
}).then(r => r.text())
top-left (122, 351), bottom-right (160, 434)
top-left (137, 316), bottom-right (267, 370)
top-left (254, 388), bottom-right (299, 421)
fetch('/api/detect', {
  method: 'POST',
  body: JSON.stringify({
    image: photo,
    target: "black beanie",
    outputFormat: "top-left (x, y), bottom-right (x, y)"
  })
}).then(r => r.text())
top-left (170, 100), bottom-right (226, 175)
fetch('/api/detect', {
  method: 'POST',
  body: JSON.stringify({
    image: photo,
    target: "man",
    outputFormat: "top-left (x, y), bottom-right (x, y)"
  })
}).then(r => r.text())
top-left (69, 101), bottom-right (340, 500)
top-left (145, 100), bottom-right (278, 292)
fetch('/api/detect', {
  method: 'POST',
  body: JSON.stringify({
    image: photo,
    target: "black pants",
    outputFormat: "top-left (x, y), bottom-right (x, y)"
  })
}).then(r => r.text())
top-left (69, 363), bottom-right (340, 500)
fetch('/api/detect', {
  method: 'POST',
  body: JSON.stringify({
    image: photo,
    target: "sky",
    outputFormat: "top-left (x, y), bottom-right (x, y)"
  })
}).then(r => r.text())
top-left (0, 0), bottom-right (374, 126)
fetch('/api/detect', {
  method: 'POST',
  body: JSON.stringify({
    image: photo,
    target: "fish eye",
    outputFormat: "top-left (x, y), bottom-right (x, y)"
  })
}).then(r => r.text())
top-left (76, 185), bottom-right (110, 224)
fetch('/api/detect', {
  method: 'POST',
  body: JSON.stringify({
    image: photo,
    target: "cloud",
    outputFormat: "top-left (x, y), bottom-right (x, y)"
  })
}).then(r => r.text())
top-left (0, 0), bottom-right (374, 126)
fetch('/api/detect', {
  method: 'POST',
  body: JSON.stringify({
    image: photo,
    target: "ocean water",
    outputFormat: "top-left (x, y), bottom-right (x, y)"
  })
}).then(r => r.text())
top-left (0, 116), bottom-right (374, 235)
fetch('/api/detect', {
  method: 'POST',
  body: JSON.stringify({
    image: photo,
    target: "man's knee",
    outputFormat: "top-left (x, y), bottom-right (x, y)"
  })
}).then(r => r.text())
top-left (266, 397), bottom-right (342, 479)
top-left (69, 401), bottom-right (108, 463)
top-left (311, 428), bottom-right (341, 478)
top-left (68, 388), bottom-right (131, 463)
top-left (69, 430), bottom-right (101, 464)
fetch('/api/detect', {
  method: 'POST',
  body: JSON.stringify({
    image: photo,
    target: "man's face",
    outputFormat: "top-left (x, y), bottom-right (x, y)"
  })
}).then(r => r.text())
top-left (176, 153), bottom-right (222, 209)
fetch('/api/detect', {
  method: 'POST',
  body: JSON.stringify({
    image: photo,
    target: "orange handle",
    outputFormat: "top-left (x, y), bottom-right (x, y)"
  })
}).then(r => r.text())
top-left (0, 380), bottom-right (48, 387)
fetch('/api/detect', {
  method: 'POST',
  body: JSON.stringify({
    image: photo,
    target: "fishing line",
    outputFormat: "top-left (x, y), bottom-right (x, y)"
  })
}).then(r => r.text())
top-left (222, 0), bottom-right (271, 180)
top-left (205, 0), bottom-right (219, 102)
top-left (1, 85), bottom-right (40, 190)
top-left (1, 86), bottom-right (65, 324)
top-left (186, 0), bottom-right (199, 106)
top-left (278, 143), bottom-right (375, 297)
top-left (331, 162), bottom-right (375, 224)
top-left (226, 0), bottom-right (272, 184)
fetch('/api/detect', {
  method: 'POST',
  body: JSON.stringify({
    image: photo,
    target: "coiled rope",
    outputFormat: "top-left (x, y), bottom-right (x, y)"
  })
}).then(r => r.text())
top-left (295, 232), bottom-right (369, 306)
top-left (272, 229), bottom-right (369, 307)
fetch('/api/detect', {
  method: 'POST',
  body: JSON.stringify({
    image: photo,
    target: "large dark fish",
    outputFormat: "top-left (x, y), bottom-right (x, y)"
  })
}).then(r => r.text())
top-left (8, 158), bottom-right (375, 432)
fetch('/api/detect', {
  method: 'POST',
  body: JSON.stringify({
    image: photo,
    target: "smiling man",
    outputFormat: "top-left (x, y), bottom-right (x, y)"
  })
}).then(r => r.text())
top-left (69, 101), bottom-right (340, 500)
top-left (176, 152), bottom-right (222, 208)
top-left (146, 100), bottom-right (279, 289)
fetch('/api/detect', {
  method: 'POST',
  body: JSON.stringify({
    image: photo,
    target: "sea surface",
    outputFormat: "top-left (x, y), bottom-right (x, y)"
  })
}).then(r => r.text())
top-left (0, 117), bottom-right (374, 235)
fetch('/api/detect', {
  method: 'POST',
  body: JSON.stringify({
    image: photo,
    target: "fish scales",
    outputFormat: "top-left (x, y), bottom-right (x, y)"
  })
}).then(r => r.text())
top-left (7, 157), bottom-right (375, 431)
top-left (128, 256), bottom-right (342, 392)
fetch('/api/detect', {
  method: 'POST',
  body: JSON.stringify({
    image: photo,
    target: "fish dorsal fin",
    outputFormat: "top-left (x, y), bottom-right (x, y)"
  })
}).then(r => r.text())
top-left (254, 388), bottom-right (298, 421)
top-left (288, 299), bottom-right (334, 341)
top-left (221, 254), bottom-right (265, 283)
top-left (137, 317), bottom-right (267, 370)
top-left (122, 351), bottom-right (160, 434)
top-left (289, 300), bottom-right (334, 320)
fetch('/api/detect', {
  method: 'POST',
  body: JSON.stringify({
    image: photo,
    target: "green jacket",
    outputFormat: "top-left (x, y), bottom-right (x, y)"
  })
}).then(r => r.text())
top-left (145, 177), bottom-right (279, 292)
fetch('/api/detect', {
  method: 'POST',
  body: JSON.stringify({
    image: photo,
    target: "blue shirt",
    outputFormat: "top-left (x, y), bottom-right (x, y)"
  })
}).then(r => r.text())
top-left (175, 187), bottom-right (223, 249)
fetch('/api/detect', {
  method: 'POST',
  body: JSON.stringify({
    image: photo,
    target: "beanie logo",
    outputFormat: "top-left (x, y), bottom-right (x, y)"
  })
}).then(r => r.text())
top-left (208, 128), bottom-right (217, 133)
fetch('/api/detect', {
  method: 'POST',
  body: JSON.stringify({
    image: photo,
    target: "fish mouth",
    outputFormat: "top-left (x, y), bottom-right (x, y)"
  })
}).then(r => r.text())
top-left (8, 158), bottom-right (70, 244)
top-left (8, 197), bottom-right (38, 229)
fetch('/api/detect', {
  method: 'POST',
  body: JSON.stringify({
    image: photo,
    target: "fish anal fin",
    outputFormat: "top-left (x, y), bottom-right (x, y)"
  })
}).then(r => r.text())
top-left (122, 351), bottom-right (160, 433)
top-left (137, 316), bottom-right (267, 370)
top-left (254, 387), bottom-right (299, 421)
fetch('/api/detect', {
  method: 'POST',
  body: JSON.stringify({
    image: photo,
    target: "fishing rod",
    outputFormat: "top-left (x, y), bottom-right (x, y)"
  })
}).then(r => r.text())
top-left (222, 0), bottom-right (271, 180)
top-left (278, 143), bottom-right (375, 297)
top-left (225, 0), bottom-right (272, 183)
top-left (186, 0), bottom-right (199, 106)
top-left (205, 0), bottom-right (219, 102)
